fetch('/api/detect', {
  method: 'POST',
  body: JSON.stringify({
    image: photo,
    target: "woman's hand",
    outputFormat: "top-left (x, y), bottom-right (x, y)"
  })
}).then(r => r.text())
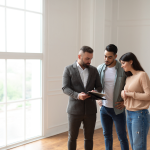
top-left (121, 90), bottom-right (128, 99)
top-left (124, 90), bottom-right (128, 98)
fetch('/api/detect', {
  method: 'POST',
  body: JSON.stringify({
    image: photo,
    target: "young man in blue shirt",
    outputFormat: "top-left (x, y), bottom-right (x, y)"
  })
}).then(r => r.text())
top-left (97, 44), bottom-right (129, 150)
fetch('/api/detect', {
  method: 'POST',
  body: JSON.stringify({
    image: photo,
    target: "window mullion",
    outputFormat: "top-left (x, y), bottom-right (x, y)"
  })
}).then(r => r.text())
top-left (5, 59), bottom-right (7, 146)
top-left (0, 52), bottom-right (43, 59)
top-left (5, 0), bottom-right (7, 52)
top-left (5, 0), bottom-right (7, 146)
top-left (0, 5), bottom-right (43, 15)
top-left (24, 0), bottom-right (26, 141)
top-left (24, 59), bottom-right (26, 141)
top-left (24, 0), bottom-right (26, 53)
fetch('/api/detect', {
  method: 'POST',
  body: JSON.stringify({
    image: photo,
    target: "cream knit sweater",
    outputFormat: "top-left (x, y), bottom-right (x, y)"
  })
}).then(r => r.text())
top-left (121, 71), bottom-right (150, 111)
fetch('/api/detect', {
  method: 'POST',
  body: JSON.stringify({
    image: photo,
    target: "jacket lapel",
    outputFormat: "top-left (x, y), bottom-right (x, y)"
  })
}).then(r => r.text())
top-left (73, 62), bottom-right (84, 88)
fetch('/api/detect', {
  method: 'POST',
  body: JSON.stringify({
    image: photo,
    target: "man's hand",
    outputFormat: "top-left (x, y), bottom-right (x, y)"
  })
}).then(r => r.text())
top-left (91, 90), bottom-right (97, 92)
top-left (115, 101), bottom-right (125, 110)
top-left (96, 100), bottom-right (102, 106)
top-left (78, 92), bottom-right (91, 100)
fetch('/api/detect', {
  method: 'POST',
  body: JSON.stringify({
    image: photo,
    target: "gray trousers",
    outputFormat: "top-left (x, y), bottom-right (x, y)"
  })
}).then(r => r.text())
top-left (68, 114), bottom-right (96, 150)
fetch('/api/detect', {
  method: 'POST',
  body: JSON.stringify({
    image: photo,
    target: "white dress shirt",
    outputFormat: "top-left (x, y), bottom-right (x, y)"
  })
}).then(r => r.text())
top-left (76, 62), bottom-right (89, 88)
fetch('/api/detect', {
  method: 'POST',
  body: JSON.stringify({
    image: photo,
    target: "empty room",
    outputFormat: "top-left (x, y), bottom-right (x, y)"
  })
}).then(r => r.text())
top-left (0, 0), bottom-right (150, 150)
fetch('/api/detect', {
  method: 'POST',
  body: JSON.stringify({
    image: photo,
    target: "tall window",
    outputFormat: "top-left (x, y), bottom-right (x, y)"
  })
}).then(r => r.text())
top-left (0, 0), bottom-right (43, 148)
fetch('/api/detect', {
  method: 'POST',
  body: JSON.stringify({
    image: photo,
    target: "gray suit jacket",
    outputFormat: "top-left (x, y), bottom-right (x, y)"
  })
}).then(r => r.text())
top-left (62, 62), bottom-right (102, 115)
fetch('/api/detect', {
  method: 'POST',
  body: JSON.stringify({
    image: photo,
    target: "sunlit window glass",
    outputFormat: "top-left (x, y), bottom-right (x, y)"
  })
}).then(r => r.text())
top-left (0, 0), bottom-right (5, 5)
top-left (26, 0), bottom-right (42, 13)
top-left (26, 60), bottom-right (41, 99)
top-left (6, 0), bottom-right (24, 9)
top-left (0, 7), bottom-right (5, 52)
top-left (7, 60), bottom-right (24, 101)
top-left (0, 59), bottom-right (5, 103)
top-left (7, 102), bottom-right (24, 144)
top-left (26, 12), bottom-right (42, 53)
top-left (0, 104), bottom-right (6, 147)
top-left (26, 99), bottom-right (42, 139)
top-left (6, 9), bottom-right (24, 52)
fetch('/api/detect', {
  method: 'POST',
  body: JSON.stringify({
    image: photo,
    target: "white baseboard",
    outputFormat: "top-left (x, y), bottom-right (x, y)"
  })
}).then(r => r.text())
top-left (45, 123), bottom-right (68, 138)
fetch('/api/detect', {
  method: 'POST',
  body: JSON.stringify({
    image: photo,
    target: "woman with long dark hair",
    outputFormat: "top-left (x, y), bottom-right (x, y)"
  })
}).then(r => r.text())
top-left (119, 52), bottom-right (150, 150)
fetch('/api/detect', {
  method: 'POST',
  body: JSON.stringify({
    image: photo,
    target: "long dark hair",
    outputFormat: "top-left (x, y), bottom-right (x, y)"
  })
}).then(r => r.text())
top-left (119, 52), bottom-right (145, 76)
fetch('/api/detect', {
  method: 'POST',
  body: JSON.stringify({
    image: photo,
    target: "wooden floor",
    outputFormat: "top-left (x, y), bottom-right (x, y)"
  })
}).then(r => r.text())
top-left (10, 125), bottom-right (150, 150)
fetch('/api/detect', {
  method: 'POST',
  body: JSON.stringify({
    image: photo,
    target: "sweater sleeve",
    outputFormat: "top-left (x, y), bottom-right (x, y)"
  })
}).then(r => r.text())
top-left (121, 90), bottom-right (125, 99)
top-left (121, 78), bottom-right (128, 100)
top-left (126, 72), bottom-right (150, 100)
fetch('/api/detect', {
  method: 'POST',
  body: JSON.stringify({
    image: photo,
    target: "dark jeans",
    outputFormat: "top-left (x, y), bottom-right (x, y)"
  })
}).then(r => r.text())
top-left (68, 114), bottom-right (96, 150)
top-left (127, 109), bottom-right (149, 150)
top-left (100, 105), bottom-right (129, 150)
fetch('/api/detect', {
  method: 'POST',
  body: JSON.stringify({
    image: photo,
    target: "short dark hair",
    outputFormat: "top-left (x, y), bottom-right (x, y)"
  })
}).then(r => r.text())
top-left (105, 44), bottom-right (118, 54)
top-left (80, 46), bottom-right (93, 53)
top-left (119, 52), bottom-right (145, 76)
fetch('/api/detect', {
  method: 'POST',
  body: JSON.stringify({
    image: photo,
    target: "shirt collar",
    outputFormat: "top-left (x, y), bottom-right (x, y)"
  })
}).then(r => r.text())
top-left (104, 59), bottom-right (119, 70)
top-left (76, 61), bottom-right (87, 71)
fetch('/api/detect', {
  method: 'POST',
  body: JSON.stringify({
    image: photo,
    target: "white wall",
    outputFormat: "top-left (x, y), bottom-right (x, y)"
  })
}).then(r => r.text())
top-left (44, 0), bottom-right (106, 137)
top-left (44, 0), bottom-right (150, 137)
top-left (44, 0), bottom-right (81, 137)
top-left (112, 0), bottom-right (150, 73)
top-left (104, 0), bottom-right (112, 48)
top-left (111, 0), bottom-right (150, 111)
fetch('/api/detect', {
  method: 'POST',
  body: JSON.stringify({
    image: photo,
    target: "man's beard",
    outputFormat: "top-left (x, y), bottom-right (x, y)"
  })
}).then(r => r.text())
top-left (105, 59), bottom-right (115, 66)
top-left (81, 60), bottom-right (90, 68)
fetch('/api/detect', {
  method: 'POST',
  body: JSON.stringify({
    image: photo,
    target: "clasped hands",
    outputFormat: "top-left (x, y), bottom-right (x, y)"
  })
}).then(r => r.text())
top-left (121, 90), bottom-right (128, 99)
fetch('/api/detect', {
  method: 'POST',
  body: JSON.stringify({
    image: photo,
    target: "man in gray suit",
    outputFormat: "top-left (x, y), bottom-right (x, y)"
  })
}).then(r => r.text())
top-left (62, 46), bottom-right (102, 150)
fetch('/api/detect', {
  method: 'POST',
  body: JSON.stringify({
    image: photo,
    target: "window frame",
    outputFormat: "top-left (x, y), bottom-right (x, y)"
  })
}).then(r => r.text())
top-left (0, 0), bottom-right (48, 149)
